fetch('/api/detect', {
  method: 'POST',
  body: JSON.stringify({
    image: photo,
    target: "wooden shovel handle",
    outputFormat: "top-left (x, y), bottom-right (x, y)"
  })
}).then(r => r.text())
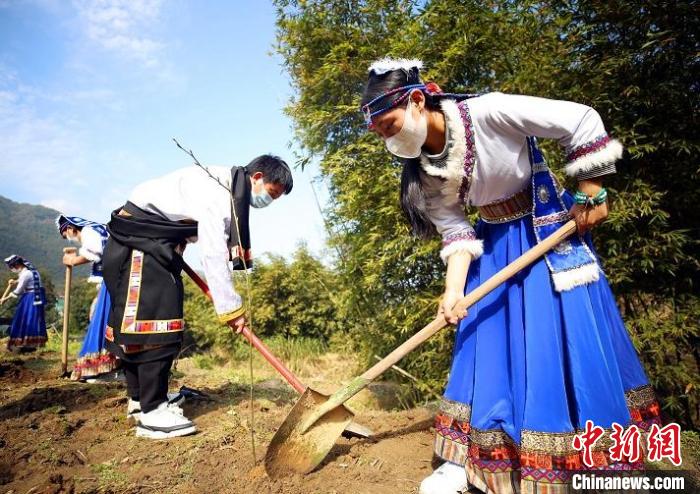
top-left (299, 220), bottom-right (579, 431)
top-left (61, 247), bottom-right (77, 375)
top-left (360, 220), bottom-right (578, 383)
top-left (0, 283), bottom-right (12, 305)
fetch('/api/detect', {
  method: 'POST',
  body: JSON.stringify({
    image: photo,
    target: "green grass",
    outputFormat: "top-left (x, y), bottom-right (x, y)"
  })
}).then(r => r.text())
top-left (91, 461), bottom-right (129, 491)
top-left (226, 335), bottom-right (327, 363)
top-left (229, 335), bottom-right (328, 373)
top-left (87, 385), bottom-right (111, 399)
top-left (45, 404), bottom-right (67, 415)
top-left (192, 353), bottom-right (227, 370)
top-left (40, 328), bottom-right (82, 356)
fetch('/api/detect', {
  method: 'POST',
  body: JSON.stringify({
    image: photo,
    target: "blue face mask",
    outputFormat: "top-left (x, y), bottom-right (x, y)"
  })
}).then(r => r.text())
top-left (250, 182), bottom-right (274, 209)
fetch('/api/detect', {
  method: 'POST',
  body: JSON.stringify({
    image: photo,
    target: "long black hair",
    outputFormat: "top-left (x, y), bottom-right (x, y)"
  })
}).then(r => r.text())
top-left (361, 67), bottom-right (446, 240)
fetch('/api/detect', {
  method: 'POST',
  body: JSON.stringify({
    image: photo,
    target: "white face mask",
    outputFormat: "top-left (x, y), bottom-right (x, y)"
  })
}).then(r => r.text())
top-left (250, 180), bottom-right (274, 209)
top-left (384, 98), bottom-right (428, 159)
top-left (67, 235), bottom-right (80, 245)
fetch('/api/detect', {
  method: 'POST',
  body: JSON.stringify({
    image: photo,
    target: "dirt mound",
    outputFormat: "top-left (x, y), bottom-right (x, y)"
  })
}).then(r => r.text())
top-left (0, 351), bottom-right (439, 493)
top-left (0, 358), bottom-right (30, 382)
top-left (0, 382), bottom-right (124, 420)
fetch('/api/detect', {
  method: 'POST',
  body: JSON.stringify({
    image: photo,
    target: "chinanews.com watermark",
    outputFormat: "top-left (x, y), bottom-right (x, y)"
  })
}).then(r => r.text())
top-left (572, 472), bottom-right (686, 491)
top-left (568, 420), bottom-right (695, 492)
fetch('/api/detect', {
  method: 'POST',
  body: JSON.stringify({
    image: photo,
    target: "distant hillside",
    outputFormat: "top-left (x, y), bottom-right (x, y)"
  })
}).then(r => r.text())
top-left (0, 195), bottom-right (89, 285)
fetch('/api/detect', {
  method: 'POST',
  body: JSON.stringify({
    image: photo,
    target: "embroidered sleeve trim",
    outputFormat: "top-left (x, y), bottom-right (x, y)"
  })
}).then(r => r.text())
top-left (457, 100), bottom-right (477, 203)
top-left (440, 228), bottom-right (483, 263)
top-left (564, 135), bottom-right (623, 176)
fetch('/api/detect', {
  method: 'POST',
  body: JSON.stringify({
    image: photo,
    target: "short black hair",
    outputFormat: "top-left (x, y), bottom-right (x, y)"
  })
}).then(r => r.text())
top-left (245, 154), bottom-right (293, 194)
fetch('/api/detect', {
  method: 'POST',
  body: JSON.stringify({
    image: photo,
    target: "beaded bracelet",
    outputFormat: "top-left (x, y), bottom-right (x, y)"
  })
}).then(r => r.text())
top-left (574, 188), bottom-right (608, 207)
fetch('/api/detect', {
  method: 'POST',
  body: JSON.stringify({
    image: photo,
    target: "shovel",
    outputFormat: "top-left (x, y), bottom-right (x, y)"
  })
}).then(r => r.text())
top-left (264, 220), bottom-right (578, 476)
top-left (181, 262), bottom-right (373, 439)
top-left (60, 247), bottom-right (78, 377)
top-left (0, 280), bottom-right (13, 304)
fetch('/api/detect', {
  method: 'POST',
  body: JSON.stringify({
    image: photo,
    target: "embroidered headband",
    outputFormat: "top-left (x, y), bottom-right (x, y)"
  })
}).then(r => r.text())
top-left (361, 81), bottom-right (448, 127)
top-left (361, 83), bottom-right (426, 127)
top-left (362, 58), bottom-right (425, 128)
top-left (55, 214), bottom-right (105, 235)
top-left (4, 254), bottom-right (23, 267)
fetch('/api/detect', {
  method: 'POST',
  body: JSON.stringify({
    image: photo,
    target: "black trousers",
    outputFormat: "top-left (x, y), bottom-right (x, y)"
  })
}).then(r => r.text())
top-left (123, 355), bottom-right (175, 413)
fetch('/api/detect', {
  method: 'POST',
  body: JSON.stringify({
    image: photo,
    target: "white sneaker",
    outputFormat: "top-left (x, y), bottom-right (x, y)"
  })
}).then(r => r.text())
top-left (419, 462), bottom-right (469, 494)
top-left (126, 393), bottom-right (185, 424)
top-left (135, 401), bottom-right (196, 439)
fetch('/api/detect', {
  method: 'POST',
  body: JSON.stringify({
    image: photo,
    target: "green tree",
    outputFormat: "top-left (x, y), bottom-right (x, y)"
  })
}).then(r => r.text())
top-left (249, 243), bottom-right (348, 340)
top-left (274, 0), bottom-right (699, 428)
top-left (184, 244), bottom-right (348, 354)
top-left (67, 279), bottom-right (100, 335)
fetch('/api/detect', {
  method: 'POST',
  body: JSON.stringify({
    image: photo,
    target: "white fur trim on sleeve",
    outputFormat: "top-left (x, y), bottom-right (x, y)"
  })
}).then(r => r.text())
top-left (440, 238), bottom-right (484, 264)
top-left (368, 58), bottom-right (423, 75)
top-left (551, 263), bottom-right (600, 291)
top-left (564, 138), bottom-right (623, 177)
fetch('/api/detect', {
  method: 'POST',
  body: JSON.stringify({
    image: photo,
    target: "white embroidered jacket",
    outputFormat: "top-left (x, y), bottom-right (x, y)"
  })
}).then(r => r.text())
top-left (129, 166), bottom-right (244, 317)
top-left (78, 226), bottom-right (106, 283)
top-left (419, 92), bottom-right (623, 263)
top-left (78, 227), bottom-right (104, 263)
top-left (12, 267), bottom-right (39, 296)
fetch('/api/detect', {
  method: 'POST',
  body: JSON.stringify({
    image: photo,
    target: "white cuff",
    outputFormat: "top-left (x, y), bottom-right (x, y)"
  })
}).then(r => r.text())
top-left (552, 263), bottom-right (600, 292)
top-left (213, 291), bottom-right (244, 317)
top-left (440, 238), bottom-right (484, 264)
top-left (564, 137), bottom-right (623, 177)
top-left (78, 247), bottom-right (100, 262)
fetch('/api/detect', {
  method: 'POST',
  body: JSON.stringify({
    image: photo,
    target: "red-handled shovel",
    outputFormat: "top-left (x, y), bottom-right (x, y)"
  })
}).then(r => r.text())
top-left (182, 262), bottom-right (373, 439)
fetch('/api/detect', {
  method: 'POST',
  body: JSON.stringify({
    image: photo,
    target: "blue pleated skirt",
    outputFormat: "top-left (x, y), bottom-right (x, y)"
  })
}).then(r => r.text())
top-left (7, 290), bottom-right (47, 350)
top-left (72, 283), bottom-right (119, 380)
top-left (433, 194), bottom-right (661, 493)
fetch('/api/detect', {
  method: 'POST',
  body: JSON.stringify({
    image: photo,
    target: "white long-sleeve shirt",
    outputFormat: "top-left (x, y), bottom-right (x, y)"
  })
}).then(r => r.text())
top-left (128, 166), bottom-right (243, 317)
top-left (78, 227), bottom-right (105, 262)
top-left (419, 92), bottom-right (622, 263)
top-left (13, 267), bottom-right (39, 296)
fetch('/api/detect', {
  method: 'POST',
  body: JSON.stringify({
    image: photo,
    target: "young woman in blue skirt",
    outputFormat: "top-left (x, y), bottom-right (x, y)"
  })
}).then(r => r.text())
top-left (360, 59), bottom-right (661, 494)
top-left (56, 215), bottom-right (120, 381)
top-left (2, 255), bottom-right (47, 351)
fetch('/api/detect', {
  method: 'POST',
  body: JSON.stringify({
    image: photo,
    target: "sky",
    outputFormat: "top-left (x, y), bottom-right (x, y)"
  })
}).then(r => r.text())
top-left (0, 0), bottom-right (331, 268)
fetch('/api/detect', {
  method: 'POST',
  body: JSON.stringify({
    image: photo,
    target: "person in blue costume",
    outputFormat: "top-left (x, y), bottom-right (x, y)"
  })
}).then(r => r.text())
top-left (1, 255), bottom-right (47, 351)
top-left (56, 215), bottom-right (120, 381)
top-left (360, 58), bottom-right (661, 494)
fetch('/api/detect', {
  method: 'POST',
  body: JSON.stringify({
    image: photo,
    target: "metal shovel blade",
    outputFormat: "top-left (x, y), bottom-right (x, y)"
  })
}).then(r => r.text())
top-left (265, 388), bottom-right (354, 477)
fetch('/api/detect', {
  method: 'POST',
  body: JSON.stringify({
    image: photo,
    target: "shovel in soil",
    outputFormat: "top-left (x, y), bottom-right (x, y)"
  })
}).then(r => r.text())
top-left (182, 262), bottom-right (373, 440)
top-left (264, 220), bottom-right (578, 476)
